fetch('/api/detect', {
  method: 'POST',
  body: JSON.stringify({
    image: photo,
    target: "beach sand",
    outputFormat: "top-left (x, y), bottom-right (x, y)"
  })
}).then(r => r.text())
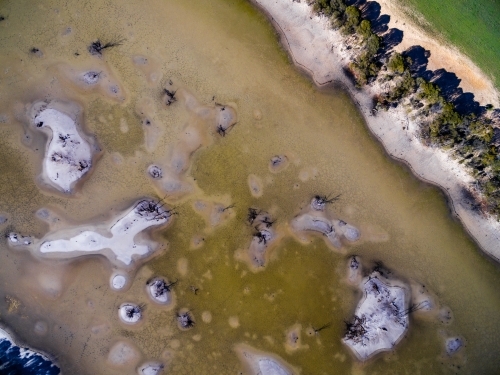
top-left (251, 0), bottom-right (500, 261)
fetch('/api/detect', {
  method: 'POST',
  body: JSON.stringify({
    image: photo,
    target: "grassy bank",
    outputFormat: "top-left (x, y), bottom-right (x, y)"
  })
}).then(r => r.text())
top-left (396, 0), bottom-right (500, 91)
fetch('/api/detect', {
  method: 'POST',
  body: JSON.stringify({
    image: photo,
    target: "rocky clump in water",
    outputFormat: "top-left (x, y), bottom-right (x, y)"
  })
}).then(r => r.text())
top-left (291, 194), bottom-right (359, 250)
top-left (111, 273), bottom-right (128, 290)
top-left (6, 232), bottom-right (33, 246)
top-left (148, 165), bottom-right (163, 179)
top-left (268, 155), bottom-right (289, 174)
top-left (342, 270), bottom-right (409, 361)
top-left (87, 39), bottom-right (123, 56)
top-left (310, 194), bottom-right (341, 211)
top-left (177, 309), bottom-right (195, 330)
top-left (445, 337), bottom-right (464, 355)
top-left (236, 208), bottom-right (279, 270)
top-left (29, 47), bottom-right (44, 58)
top-left (81, 71), bottom-right (102, 85)
top-left (215, 103), bottom-right (237, 137)
top-left (347, 255), bottom-right (362, 285)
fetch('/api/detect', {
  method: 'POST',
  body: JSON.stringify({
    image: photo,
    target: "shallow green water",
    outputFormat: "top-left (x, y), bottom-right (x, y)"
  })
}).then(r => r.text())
top-left (0, 0), bottom-right (499, 374)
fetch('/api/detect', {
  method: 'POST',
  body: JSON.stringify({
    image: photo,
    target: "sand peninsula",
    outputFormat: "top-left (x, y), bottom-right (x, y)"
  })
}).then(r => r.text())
top-left (251, 0), bottom-right (500, 262)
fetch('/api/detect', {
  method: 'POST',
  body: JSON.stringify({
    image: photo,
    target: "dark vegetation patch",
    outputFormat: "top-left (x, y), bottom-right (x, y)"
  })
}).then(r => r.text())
top-left (88, 38), bottom-right (124, 56)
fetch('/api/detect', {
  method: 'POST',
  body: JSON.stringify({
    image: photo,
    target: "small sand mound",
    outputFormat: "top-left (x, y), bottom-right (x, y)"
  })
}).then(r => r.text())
top-left (119, 303), bottom-right (144, 324)
top-left (147, 277), bottom-right (176, 305)
top-left (445, 337), bottom-right (464, 355)
top-left (235, 343), bottom-right (296, 375)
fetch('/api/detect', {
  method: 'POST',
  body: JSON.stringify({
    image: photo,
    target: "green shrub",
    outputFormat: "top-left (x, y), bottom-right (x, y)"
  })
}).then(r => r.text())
top-left (469, 121), bottom-right (493, 143)
top-left (387, 53), bottom-right (405, 74)
top-left (343, 6), bottom-right (361, 34)
top-left (357, 20), bottom-right (372, 39)
top-left (416, 78), bottom-right (440, 105)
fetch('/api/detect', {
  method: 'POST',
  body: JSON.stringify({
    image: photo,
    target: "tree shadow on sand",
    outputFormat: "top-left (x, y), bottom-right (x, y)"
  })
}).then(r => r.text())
top-left (346, 0), bottom-right (404, 60)
top-left (402, 45), bottom-right (486, 115)
top-left (342, 0), bottom-right (491, 116)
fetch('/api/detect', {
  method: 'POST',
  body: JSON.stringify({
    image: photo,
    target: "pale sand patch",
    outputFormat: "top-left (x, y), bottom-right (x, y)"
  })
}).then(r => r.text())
top-left (376, 0), bottom-right (499, 107)
top-left (251, 0), bottom-right (500, 261)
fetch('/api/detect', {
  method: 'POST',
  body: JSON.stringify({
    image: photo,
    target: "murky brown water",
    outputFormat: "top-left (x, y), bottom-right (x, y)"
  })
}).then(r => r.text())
top-left (0, 0), bottom-right (499, 374)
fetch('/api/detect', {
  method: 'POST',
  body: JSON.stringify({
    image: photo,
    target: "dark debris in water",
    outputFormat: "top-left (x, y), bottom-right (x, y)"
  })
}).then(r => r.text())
top-left (88, 39), bottom-right (123, 56)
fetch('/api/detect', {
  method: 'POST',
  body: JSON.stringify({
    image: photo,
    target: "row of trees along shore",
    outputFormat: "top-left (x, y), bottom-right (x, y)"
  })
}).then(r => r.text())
top-left (311, 0), bottom-right (500, 219)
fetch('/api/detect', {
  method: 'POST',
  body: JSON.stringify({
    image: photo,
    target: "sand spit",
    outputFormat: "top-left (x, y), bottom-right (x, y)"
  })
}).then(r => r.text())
top-left (290, 196), bottom-right (360, 251)
top-left (251, 0), bottom-right (500, 261)
top-left (7, 198), bottom-right (174, 266)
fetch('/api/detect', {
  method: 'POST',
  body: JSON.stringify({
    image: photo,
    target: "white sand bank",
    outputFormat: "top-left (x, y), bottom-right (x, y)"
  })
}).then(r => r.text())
top-left (30, 102), bottom-right (98, 193)
top-left (39, 199), bottom-right (172, 265)
top-left (251, 0), bottom-right (500, 262)
top-left (342, 273), bottom-right (409, 360)
top-left (7, 199), bottom-right (173, 266)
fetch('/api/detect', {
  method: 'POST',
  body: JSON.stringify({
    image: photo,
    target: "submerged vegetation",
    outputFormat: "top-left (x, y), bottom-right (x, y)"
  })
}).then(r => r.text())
top-left (311, 0), bottom-right (500, 218)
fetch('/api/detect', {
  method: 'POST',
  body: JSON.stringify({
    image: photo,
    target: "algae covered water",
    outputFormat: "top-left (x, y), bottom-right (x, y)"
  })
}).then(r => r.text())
top-left (0, 0), bottom-right (499, 374)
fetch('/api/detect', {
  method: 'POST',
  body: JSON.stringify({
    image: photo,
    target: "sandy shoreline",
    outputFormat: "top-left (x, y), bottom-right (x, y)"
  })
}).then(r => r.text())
top-left (376, 0), bottom-right (499, 107)
top-left (251, 0), bottom-right (500, 262)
